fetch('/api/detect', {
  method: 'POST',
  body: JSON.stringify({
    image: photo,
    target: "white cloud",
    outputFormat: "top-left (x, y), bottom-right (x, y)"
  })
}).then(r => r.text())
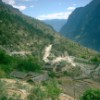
top-left (2, 0), bottom-right (27, 11)
top-left (37, 12), bottom-right (71, 20)
top-left (67, 7), bottom-right (75, 10)
top-left (13, 5), bottom-right (27, 11)
top-left (2, 0), bottom-right (15, 5)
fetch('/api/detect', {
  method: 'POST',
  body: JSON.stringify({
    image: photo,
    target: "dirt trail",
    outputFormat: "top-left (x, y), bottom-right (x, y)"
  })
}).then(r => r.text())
top-left (59, 93), bottom-right (75, 100)
top-left (8, 88), bottom-right (28, 100)
top-left (52, 56), bottom-right (76, 67)
top-left (43, 44), bottom-right (52, 62)
top-left (43, 44), bottom-right (76, 67)
top-left (10, 51), bottom-right (31, 56)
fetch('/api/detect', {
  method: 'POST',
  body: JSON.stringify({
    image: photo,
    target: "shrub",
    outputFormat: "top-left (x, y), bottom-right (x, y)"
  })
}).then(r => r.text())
top-left (0, 50), bottom-right (16, 75)
top-left (28, 80), bottom-right (61, 100)
top-left (91, 57), bottom-right (100, 63)
top-left (0, 50), bottom-right (12, 64)
top-left (48, 71), bottom-right (56, 78)
top-left (28, 85), bottom-right (47, 100)
top-left (80, 89), bottom-right (100, 100)
top-left (16, 58), bottom-right (42, 72)
top-left (46, 80), bottom-right (62, 100)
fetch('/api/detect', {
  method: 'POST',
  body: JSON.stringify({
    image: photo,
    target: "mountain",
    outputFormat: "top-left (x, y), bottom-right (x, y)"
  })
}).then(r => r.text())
top-left (60, 0), bottom-right (100, 51)
top-left (43, 19), bottom-right (67, 32)
top-left (0, 0), bottom-right (99, 61)
top-left (0, 1), bottom-right (100, 99)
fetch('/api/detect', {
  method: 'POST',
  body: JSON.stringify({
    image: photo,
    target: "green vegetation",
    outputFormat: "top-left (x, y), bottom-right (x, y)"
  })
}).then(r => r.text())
top-left (0, 49), bottom-right (14, 77)
top-left (0, 78), bottom-right (61, 100)
top-left (28, 85), bottom-right (48, 100)
top-left (0, 50), bottom-right (12, 64)
top-left (0, 49), bottom-right (42, 77)
top-left (90, 56), bottom-right (100, 63)
top-left (28, 80), bottom-right (61, 100)
top-left (64, 66), bottom-right (82, 78)
top-left (45, 80), bottom-right (62, 100)
top-left (0, 94), bottom-right (21, 100)
top-left (0, 1), bottom-right (100, 100)
top-left (48, 71), bottom-right (56, 78)
top-left (80, 89), bottom-right (100, 100)
top-left (16, 58), bottom-right (42, 72)
top-left (0, 0), bottom-right (99, 62)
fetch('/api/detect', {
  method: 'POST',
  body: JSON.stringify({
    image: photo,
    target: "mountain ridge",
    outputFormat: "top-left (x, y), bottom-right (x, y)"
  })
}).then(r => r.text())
top-left (60, 0), bottom-right (100, 51)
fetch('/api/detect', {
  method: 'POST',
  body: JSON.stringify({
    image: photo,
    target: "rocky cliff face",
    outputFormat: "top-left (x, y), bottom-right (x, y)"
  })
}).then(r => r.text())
top-left (60, 0), bottom-right (100, 51)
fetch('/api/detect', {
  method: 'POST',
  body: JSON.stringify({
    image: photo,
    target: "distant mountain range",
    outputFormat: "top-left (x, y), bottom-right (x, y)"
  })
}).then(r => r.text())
top-left (43, 19), bottom-right (67, 32)
top-left (60, 0), bottom-right (100, 51)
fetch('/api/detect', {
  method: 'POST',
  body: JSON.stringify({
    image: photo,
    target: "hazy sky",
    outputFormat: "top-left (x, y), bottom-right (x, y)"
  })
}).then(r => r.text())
top-left (2, 0), bottom-right (92, 20)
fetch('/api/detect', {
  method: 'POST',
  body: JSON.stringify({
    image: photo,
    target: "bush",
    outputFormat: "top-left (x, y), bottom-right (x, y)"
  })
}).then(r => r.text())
top-left (16, 58), bottom-right (42, 72)
top-left (48, 71), bottom-right (56, 78)
top-left (28, 85), bottom-right (47, 100)
top-left (0, 50), bottom-right (16, 76)
top-left (0, 50), bottom-right (12, 64)
top-left (28, 80), bottom-right (61, 100)
top-left (80, 89), bottom-right (100, 100)
top-left (46, 80), bottom-right (62, 100)
top-left (91, 57), bottom-right (100, 63)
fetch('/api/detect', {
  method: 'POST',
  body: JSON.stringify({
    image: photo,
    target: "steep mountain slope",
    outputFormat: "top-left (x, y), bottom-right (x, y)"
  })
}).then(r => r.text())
top-left (60, 0), bottom-right (100, 51)
top-left (43, 19), bottom-right (67, 32)
top-left (0, 0), bottom-right (99, 61)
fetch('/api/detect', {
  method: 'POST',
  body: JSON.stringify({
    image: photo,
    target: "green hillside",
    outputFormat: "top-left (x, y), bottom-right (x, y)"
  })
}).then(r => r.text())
top-left (0, 0), bottom-right (99, 61)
